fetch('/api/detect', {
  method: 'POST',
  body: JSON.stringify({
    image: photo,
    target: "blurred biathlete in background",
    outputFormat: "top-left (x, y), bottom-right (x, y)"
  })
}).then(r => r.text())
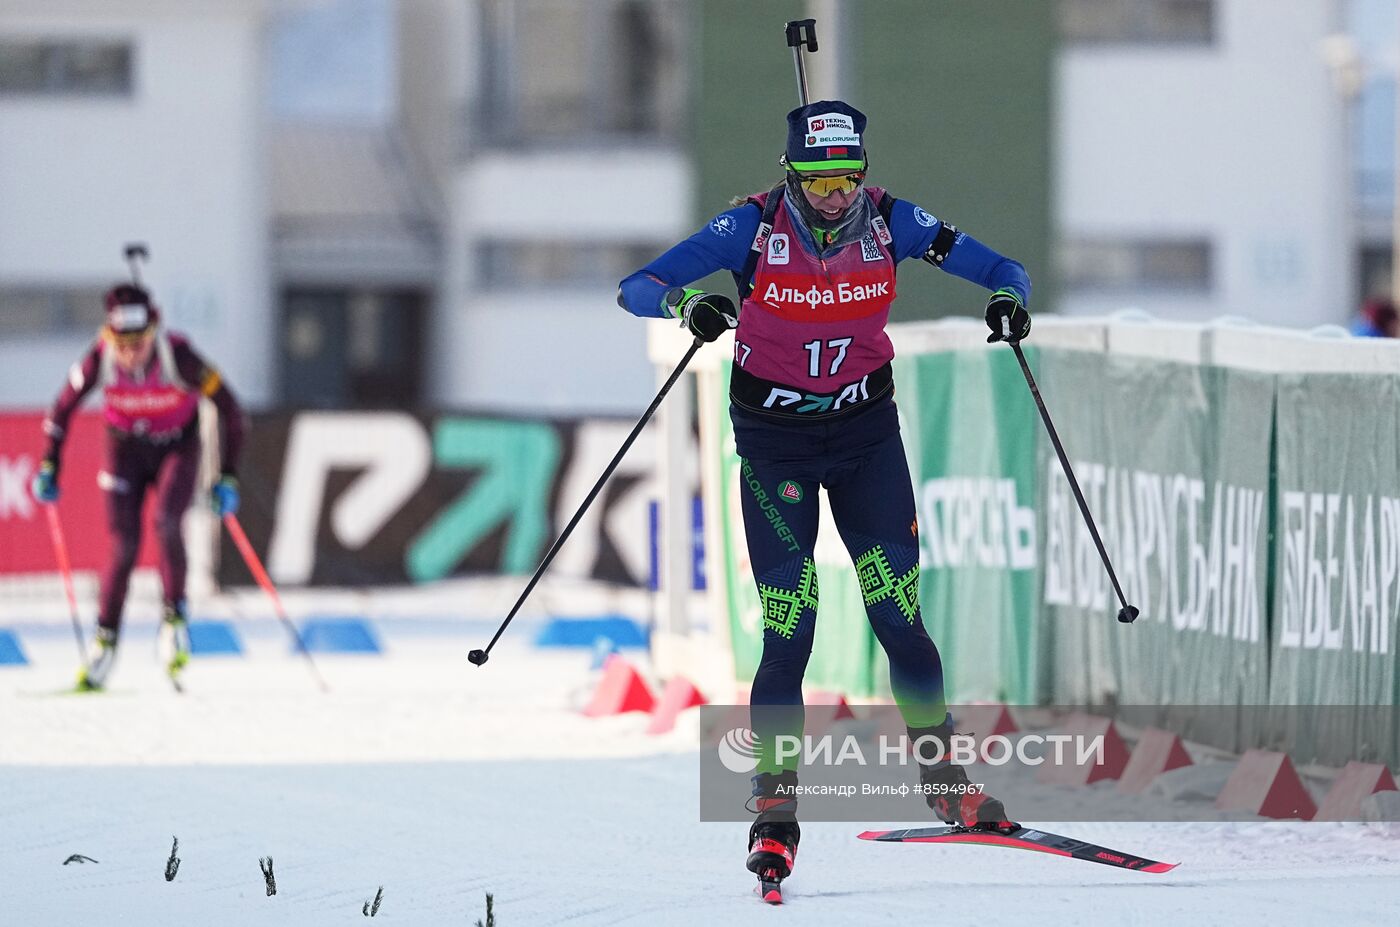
top-left (618, 101), bottom-right (1032, 885)
top-left (1351, 294), bottom-right (1399, 338)
top-left (31, 283), bottom-right (246, 691)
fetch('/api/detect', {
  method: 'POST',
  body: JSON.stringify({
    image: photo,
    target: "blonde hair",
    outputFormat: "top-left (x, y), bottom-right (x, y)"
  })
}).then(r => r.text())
top-left (730, 179), bottom-right (786, 208)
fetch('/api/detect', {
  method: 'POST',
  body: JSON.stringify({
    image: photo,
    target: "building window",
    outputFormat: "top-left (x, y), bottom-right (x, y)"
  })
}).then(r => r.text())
top-left (1357, 245), bottom-right (1393, 309)
top-left (1060, 238), bottom-right (1213, 293)
top-left (0, 39), bottom-right (133, 95)
top-left (0, 287), bottom-right (107, 336)
top-left (476, 0), bottom-right (686, 147)
top-left (478, 240), bottom-right (664, 289)
top-left (1059, 0), bottom-right (1215, 44)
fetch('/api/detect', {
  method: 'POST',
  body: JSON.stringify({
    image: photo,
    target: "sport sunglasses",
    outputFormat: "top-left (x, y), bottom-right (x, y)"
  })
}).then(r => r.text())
top-left (794, 170), bottom-right (866, 197)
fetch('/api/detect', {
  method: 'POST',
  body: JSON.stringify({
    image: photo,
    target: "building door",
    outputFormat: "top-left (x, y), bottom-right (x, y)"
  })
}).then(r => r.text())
top-left (279, 288), bottom-right (425, 408)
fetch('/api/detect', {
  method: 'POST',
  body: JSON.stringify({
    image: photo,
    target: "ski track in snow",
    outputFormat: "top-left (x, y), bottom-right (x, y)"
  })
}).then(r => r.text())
top-left (2, 623), bottom-right (1399, 925)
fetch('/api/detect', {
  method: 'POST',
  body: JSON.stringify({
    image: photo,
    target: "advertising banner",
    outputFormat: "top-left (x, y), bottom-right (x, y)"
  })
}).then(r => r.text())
top-left (0, 411), bottom-right (161, 574)
top-left (1036, 353), bottom-right (1274, 712)
top-left (220, 410), bottom-right (668, 589)
top-left (1270, 373), bottom-right (1400, 764)
top-left (897, 348), bottom-right (1041, 704)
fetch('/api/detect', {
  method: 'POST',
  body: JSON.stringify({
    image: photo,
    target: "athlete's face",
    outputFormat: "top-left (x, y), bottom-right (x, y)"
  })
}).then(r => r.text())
top-left (111, 332), bottom-right (156, 372)
top-left (798, 167), bottom-right (863, 222)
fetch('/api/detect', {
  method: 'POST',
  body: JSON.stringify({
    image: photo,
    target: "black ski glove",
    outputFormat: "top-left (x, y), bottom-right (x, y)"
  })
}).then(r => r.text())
top-left (984, 288), bottom-right (1031, 344)
top-left (666, 288), bottom-right (738, 343)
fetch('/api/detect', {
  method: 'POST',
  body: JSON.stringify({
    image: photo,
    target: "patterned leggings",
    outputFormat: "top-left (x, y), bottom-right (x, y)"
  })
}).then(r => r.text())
top-left (733, 398), bottom-right (946, 774)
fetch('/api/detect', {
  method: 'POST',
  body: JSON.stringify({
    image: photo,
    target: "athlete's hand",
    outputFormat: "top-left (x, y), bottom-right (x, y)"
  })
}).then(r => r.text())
top-left (211, 475), bottom-right (240, 517)
top-left (667, 288), bottom-right (738, 343)
top-left (32, 459), bottom-right (59, 503)
top-left (985, 288), bottom-right (1031, 344)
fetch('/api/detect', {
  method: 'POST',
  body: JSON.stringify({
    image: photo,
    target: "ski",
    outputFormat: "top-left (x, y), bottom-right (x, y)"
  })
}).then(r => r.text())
top-left (755, 867), bottom-right (784, 905)
top-left (858, 824), bottom-right (1178, 873)
top-left (746, 821), bottom-right (798, 905)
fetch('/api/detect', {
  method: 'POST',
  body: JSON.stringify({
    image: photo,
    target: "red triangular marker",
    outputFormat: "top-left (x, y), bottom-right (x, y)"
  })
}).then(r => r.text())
top-left (1216, 750), bottom-right (1317, 820)
top-left (645, 676), bottom-right (708, 734)
top-left (1117, 728), bottom-right (1193, 795)
top-left (581, 655), bottom-right (656, 717)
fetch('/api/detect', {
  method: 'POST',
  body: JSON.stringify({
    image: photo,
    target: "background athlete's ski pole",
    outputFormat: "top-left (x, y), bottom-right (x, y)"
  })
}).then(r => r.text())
top-left (43, 503), bottom-right (88, 666)
top-left (222, 512), bottom-right (330, 690)
top-left (469, 335), bottom-right (704, 666)
top-left (1008, 340), bottom-right (1139, 624)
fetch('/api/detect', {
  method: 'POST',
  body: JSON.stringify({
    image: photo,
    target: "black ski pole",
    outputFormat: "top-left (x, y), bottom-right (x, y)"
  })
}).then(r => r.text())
top-left (123, 243), bottom-right (149, 288)
top-left (468, 335), bottom-right (705, 666)
top-left (785, 19), bottom-right (818, 106)
top-left (1008, 340), bottom-right (1139, 624)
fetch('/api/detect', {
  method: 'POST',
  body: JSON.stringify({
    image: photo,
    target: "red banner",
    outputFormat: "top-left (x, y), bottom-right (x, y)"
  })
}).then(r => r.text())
top-left (0, 411), bottom-right (159, 574)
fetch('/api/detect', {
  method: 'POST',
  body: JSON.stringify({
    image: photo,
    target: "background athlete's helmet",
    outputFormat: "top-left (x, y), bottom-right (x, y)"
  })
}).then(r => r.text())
top-left (784, 100), bottom-right (867, 173)
top-left (103, 283), bottom-right (160, 339)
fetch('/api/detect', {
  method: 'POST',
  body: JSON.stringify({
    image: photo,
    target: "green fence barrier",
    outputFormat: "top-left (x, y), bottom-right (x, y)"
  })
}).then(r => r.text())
top-left (896, 348), bottom-right (1041, 704)
top-left (1037, 353), bottom-right (1274, 709)
top-left (1271, 372), bottom-right (1400, 764)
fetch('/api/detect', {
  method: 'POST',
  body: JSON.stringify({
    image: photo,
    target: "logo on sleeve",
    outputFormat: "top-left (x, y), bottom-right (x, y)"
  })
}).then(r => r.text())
top-left (913, 207), bottom-right (937, 228)
top-left (767, 233), bottom-right (790, 265)
top-left (710, 215), bottom-right (737, 237)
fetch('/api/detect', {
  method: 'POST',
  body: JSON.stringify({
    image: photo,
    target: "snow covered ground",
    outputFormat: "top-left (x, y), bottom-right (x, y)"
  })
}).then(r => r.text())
top-left (3, 597), bottom-right (1400, 925)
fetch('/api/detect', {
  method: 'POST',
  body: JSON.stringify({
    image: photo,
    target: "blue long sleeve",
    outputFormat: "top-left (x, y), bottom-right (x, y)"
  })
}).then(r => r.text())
top-left (886, 198), bottom-right (1031, 306)
top-left (619, 194), bottom-right (1031, 316)
top-left (618, 205), bottom-right (760, 318)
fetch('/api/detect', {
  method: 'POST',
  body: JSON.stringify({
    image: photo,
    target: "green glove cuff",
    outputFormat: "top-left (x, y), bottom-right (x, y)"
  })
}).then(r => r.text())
top-left (663, 287), bottom-right (707, 321)
top-left (989, 287), bottom-right (1025, 308)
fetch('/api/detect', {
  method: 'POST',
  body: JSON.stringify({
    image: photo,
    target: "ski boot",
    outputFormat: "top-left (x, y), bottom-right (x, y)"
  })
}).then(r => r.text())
top-left (746, 771), bottom-right (800, 904)
top-left (76, 627), bottom-right (118, 692)
top-left (158, 601), bottom-right (191, 690)
top-left (910, 721), bottom-right (1016, 833)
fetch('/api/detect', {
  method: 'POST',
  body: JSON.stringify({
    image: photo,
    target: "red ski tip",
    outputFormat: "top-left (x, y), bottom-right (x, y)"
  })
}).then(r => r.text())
top-left (857, 830), bottom-right (887, 840)
top-left (1142, 861), bottom-right (1179, 873)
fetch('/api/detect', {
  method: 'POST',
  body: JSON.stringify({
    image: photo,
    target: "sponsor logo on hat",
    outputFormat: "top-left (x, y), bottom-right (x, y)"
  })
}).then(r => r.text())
top-left (805, 112), bottom-right (860, 147)
top-left (109, 304), bottom-right (150, 332)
